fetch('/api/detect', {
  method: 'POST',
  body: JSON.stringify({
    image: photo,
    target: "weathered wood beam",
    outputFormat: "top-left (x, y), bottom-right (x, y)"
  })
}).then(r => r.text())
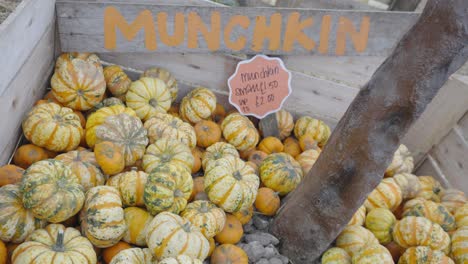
top-left (269, 0), bottom-right (468, 263)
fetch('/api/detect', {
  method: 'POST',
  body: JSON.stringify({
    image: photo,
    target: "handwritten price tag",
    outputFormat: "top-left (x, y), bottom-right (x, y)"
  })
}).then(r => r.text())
top-left (228, 55), bottom-right (292, 119)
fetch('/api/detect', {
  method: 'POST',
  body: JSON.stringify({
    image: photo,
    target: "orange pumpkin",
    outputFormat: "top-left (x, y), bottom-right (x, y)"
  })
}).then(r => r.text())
top-left (239, 148), bottom-right (256, 160)
top-left (211, 244), bottom-right (248, 264)
top-left (211, 104), bottom-right (226, 124)
top-left (0, 240), bottom-right (6, 264)
top-left (190, 177), bottom-right (205, 202)
top-left (248, 150), bottom-right (268, 167)
top-left (195, 120), bottom-right (222, 148)
top-left (214, 214), bottom-right (243, 244)
top-left (257, 137), bottom-right (284, 154)
top-left (13, 144), bottom-right (49, 169)
top-left (0, 165), bottom-right (23, 187)
top-left (102, 241), bottom-right (132, 264)
top-left (94, 141), bottom-right (125, 175)
top-left (192, 148), bottom-right (203, 174)
top-left (208, 237), bottom-right (216, 257)
top-left (255, 187), bottom-right (280, 216)
top-left (232, 206), bottom-right (254, 225)
top-left (298, 134), bottom-right (319, 151)
top-left (283, 137), bottom-right (301, 158)
top-left (43, 91), bottom-right (62, 105)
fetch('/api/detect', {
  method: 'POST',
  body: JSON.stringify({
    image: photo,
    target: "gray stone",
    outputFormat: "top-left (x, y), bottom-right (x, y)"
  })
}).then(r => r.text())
top-left (253, 215), bottom-right (270, 230)
top-left (244, 220), bottom-right (256, 233)
top-left (277, 255), bottom-right (289, 264)
top-left (269, 257), bottom-right (283, 264)
top-left (263, 245), bottom-right (277, 259)
top-left (244, 241), bottom-right (266, 262)
top-left (245, 232), bottom-right (280, 246)
top-left (257, 259), bottom-right (270, 264)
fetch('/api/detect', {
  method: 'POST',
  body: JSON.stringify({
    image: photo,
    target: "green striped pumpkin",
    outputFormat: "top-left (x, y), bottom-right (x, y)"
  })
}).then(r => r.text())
top-left (106, 169), bottom-right (148, 207)
top-left (403, 198), bottom-right (456, 232)
top-left (142, 138), bottom-right (194, 173)
top-left (221, 113), bottom-right (259, 152)
top-left (180, 87), bottom-right (217, 123)
top-left (201, 142), bottom-right (239, 170)
top-left (259, 153), bottom-right (303, 196)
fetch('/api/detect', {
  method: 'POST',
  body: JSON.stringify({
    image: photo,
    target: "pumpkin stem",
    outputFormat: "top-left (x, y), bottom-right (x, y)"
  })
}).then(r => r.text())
top-left (131, 167), bottom-right (138, 171)
top-left (149, 98), bottom-right (159, 108)
top-left (174, 189), bottom-right (183, 198)
top-left (233, 171), bottom-right (242, 180)
top-left (52, 229), bottom-right (66, 252)
top-left (181, 222), bottom-right (192, 232)
top-left (200, 201), bottom-right (209, 213)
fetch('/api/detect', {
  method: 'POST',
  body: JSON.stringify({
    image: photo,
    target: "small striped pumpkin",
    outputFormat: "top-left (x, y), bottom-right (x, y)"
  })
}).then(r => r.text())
top-left (392, 173), bottom-right (421, 200)
top-left (348, 205), bottom-right (366, 226)
top-left (146, 212), bottom-right (209, 260)
top-left (123, 207), bottom-right (153, 246)
top-left (181, 200), bottom-right (226, 238)
top-left (259, 153), bottom-right (303, 196)
top-left (455, 203), bottom-right (468, 228)
top-left (336, 225), bottom-right (379, 257)
top-left (416, 176), bottom-right (443, 202)
top-left (295, 148), bottom-right (321, 175)
top-left (103, 65), bottom-right (131, 99)
top-left (180, 87), bottom-right (217, 123)
top-left (144, 113), bottom-right (197, 148)
top-left (142, 138), bottom-right (194, 173)
top-left (221, 113), bottom-right (259, 152)
top-left (392, 216), bottom-right (450, 254)
top-left (54, 52), bottom-right (101, 71)
top-left (440, 189), bottom-right (466, 214)
top-left (144, 163), bottom-right (193, 215)
top-left (106, 169), bottom-right (148, 207)
top-left (160, 255), bottom-right (203, 264)
top-left (202, 142), bottom-right (239, 170)
top-left (365, 208), bottom-right (396, 244)
top-left (403, 198), bottom-right (456, 232)
top-left (451, 227), bottom-right (468, 264)
top-left (364, 178), bottom-right (402, 212)
top-left (321, 247), bottom-right (351, 264)
top-left (80, 186), bottom-right (127, 248)
top-left (398, 246), bottom-right (454, 264)
top-left (293, 116), bottom-right (331, 147)
top-left (274, 109), bottom-right (294, 140)
top-left (384, 144), bottom-right (414, 177)
top-left (126, 77), bottom-right (172, 121)
top-left (141, 67), bottom-right (178, 101)
top-left (352, 244), bottom-right (393, 264)
top-left (109, 248), bottom-right (156, 264)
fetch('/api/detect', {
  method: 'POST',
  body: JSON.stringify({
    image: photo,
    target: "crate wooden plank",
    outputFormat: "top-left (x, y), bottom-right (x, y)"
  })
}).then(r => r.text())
top-left (56, 1), bottom-right (419, 55)
top-left (414, 155), bottom-right (451, 188)
top-left (457, 111), bottom-right (468, 142)
top-left (0, 25), bottom-right (55, 165)
top-left (0, 0), bottom-right (55, 95)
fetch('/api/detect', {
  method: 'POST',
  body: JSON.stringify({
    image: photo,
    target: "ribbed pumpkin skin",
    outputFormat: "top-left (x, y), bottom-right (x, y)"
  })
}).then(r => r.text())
top-left (22, 103), bottom-right (83, 152)
top-left (144, 113), bottom-right (197, 148)
top-left (110, 248), bottom-right (156, 264)
top-left (275, 109), bottom-right (294, 140)
top-left (398, 246), bottom-right (454, 264)
top-left (416, 176), bottom-right (442, 202)
top-left (103, 65), bottom-right (131, 98)
top-left (348, 205), bottom-right (366, 226)
top-left (403, 198), bottom-right (456, 232)
top-left (321, 247), bottom-right (351, 264)
top-left (141, 67), bottom-right (178, 101)
top-left (11, 224), bottom-right (97, 264)
top-left (106, 170), bottom-right (148, 207)
top-left (181, 201), bottom-right (226, 238)
top-left (221, 113), bottom-right (259, 152)
top-left (393, 173), bottom-right (421, 200)
top-left (352, 244), bottom-right (393, 264)
top-left (55, 52), bottom-right (101, 71)
top-left (202, 142), bottom-right (239, 170)
top-left (146, 212), bottom-right (209, 260)
top-left (51, 56), bottom-right (105, 111)
top-left (90, 97), bottom-right (125, 114)
top-left (86, 105), bottom-right (137, 148)
top-left (204, 156), bottom-right (259, 213)
top-left (385, 144), bottom-right (414, 177)
top-left (21, 160), bottom-right (85, 223)
top-left (56, 150), bottom-right (106, 191)
top-left (159, 255), bottom-right (203, 264)
top-left (95, 113), bottom-right (148, 166)
top-left (144, 163), bottom-right (193, 215)
top-left (210, 244), bottom-right (248, 264)
top-left (451, 227), bottom-right (468, 264)
top-left (365, 208), bottom-right (396, 244)
top-left (80, 186), bottom-right (127, 248)
top-left (259, 153), bottom-right (303, 196)
top-left (123, 207), bottom-right (153, 246)
top-left (365, 178), bottom-right (402, 212)
top-left (0, 184), bottom-right (46, 243)
top-left (455, 203), bottom-right (468, 228)
top-left (142, 139), bottom-right (194, 173)
top-left (126, 77), bottom-right (172, 121)
top-left (293, 116), bottom-right (331, 147)
top-left (440, 189), bottom-right (466, 214)
top-left (180, 87), bottom-right (217, 123)
top-left (336, 225), bottom-right (379, 257)
top-left (296, 148), bottom-right (321, 175)
top-left (392, 216), bottom-right (450, 254)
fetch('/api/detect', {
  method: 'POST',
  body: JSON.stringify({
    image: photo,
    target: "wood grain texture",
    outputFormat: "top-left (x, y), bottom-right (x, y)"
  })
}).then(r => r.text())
top-left (457, 111), bottom-right (468, 140)
top-left (414, 155), bottom-right (451, 187)
top-left (56, 1), bottom-right (419, 55)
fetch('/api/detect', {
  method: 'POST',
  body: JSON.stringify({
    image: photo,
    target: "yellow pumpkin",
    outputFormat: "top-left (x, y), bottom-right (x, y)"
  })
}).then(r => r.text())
top-left (51, 54), bottom-right (105, 111)
top-left (11, 224), bottom-right (96, 264)
top-left (194, 120), bottom-right (222, 148)
top-left (146, 212), bottom-right (209, 260)
top-left (211, 244), bottom-right (248, 264)
top-left (255, 187), bottom-right (280, 216)
top-left (55, 52), bottom-right (101, 70)
top-left (283, 137), bottom-right (301, 158)
top-left (106, 169), bottom-right (148, 207)
top-left (403, 198), bottom-right (456, 232)
top-left (365, 178), bottom-right (403, 212)
top-left (392, 216), bottom-right (450, 254)
top-left (126, 77), bottom-right (172, 121)
top-left (214, 214), bottom-right (243, 244)
top-left (348, 205), bottom-right (366, 226)
top-left (144, 163), bottom-right (193, 215)
top-left (123, 207), bottom-right (153, 246)
top-left (352, 244), bottom-right (394, 264)
top-left (12, 144), bottom-right (49, 170)
top-left (365, 208), bottom-right (397, 244)
top-left (181, 200), bottom-right (226, 238)
top-left (451, 227), bottom-right (468, 264)
top-left (232, 206), bottom-right (254, 225)
top-left (56, 149), bottom-right (106, 191)
top-left (321, 247), bottom-right (351, 264)
top-left (94, 141), bottom-right (126, 175)
top-left (142, 138), bottom-right (194, 173)
top-left (257, 137), bottom-right (284, 154)
top-left (336, 225), bottom-right (379, 257)
top-left (144, 113), bottom-right (197, 148)
top-left (0, 165), bottom-right (23, 187)
top-left (221, 113), bottom-right (259, 152)
top-left (202, 142), bottom-right (239, 170)
top-left (455, 203), bottom-right (468, 228)
top-left (103, 65), bottom-right (131, 99)
top-left (141, 67), bottom-right (178, 101)
top-left (273, 109), bottom-right (294, 140)
top-left (416, 176), bottom-right (443, 202)
top-left (191, 147), bottom-right (203, 174)
top-left (398, 246), bottom-right (455, 264)
top-left (259, 153), bottom-right (303, 195)
top-left (86, 105), bottom-right (137, 148)
top-left (294, 116), bottom-right (331, 147)
top-left (22, 103), bottom-right (83, 152)
top-left (180, 87), bottom-right (217, 123)
top-left (440, 189), bottom-right (467, 214)
top-left (296, 148), bottom-right (321, 175)
top-left (109, 248), bottom-right (155, 264)
top-left (21, 160), bottom-right (85, 223)
top-left (204, 156), bottom-right (259, 213)
top-left (392, 173), bottom-right (421, 200)
top-left (384, 144), bottom-right (414, 177)
top-left (80, 186), bottom-right (127, 248)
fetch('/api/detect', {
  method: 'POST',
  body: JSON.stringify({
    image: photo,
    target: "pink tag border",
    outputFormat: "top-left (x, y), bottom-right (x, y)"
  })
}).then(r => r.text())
top-left (227, 54), bottom-right (292, 119)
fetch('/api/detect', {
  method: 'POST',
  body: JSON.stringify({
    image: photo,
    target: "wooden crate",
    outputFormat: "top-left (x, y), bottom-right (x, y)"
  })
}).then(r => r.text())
top-left (1, 0), bottom-right (467, 192)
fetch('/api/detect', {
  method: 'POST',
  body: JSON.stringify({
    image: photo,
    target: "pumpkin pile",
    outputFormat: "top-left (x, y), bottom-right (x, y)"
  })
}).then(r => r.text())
top-left (0, 52), bottom-right (334, 264)
top-left (322, 144), bottom-right (468, 264)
